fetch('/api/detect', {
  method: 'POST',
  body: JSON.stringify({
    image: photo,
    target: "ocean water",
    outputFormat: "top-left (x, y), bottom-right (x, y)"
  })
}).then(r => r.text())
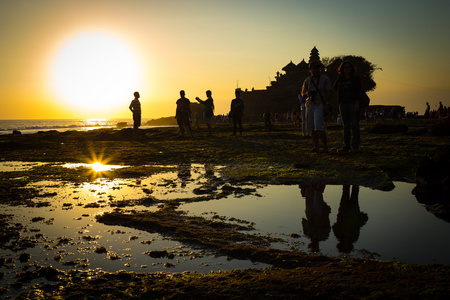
top-left (0, 118), bottom-right (161, 135)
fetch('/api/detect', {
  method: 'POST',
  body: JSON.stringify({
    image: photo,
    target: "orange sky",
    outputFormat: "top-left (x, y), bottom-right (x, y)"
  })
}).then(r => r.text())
top-left (1, 0), bottom-right (449, 120)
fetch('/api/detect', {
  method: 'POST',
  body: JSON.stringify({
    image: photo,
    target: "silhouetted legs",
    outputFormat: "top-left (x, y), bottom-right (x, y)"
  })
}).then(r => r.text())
top-left (232, 116), bottom-right (242, 135)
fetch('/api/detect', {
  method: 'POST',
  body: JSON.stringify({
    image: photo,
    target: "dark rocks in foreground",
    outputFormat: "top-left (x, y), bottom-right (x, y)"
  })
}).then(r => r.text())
top-left (367, 123), bottom-right (408, 134)
top-left (429, 117), bottom-right (450, 136)
top-left (413, 146), bottom-right (450, 222)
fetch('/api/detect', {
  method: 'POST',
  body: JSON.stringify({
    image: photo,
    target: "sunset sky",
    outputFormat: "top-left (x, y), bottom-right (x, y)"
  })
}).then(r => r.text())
top-left (1, 0), bottom-right (449, 120)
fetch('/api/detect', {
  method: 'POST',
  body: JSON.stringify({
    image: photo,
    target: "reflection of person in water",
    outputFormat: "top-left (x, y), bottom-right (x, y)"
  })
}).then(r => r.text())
top-left (301, 184), bottom-right (331, 252)
top-left (177, 163), bottom-right (191, 187)
top-left (204, 163), bottom-right (215, 179)
top-left (332, 185), bottom-right (368, 253)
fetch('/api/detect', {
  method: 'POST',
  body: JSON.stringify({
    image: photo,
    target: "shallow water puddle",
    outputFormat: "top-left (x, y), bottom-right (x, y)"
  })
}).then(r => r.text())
top-left (0, 163), bottom-right (266, 292)
top-left (0, 161), bottom-right (48, 172)
top-left (1, 163), bottom-right (449, 295)
top-left (179, 182), bottom-right (450, 264)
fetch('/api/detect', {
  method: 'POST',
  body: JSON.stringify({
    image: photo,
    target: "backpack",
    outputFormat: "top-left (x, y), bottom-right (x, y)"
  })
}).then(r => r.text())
top-left (359, 90), bottom-right (370, 110)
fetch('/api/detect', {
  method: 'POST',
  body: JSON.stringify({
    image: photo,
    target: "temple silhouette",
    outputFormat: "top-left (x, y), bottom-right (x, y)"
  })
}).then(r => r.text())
top-left (240, 46), bottom-right (321, 118)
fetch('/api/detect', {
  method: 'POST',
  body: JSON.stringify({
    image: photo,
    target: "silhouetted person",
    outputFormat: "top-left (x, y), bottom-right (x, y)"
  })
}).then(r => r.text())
top-left (195, 90), bottom-right (215, 136)
top-left (299, 93), bottom-right (310, 137)
top-left (129, 91), bottom-right (141, 134)
top-left (300, 184), bottom-right (331, 252)
top-left (301, 61), bottom-right (331, 152)
top-left (177, 162), bottom-right (191, 188)
top-left (438, 101), bottom-right (444, 120)
top-left (333, 61), bottom-right (361, 153)
top-left (176, 90), bottom-right (192, 137)
top-left (264, 111), bottom-right (272, 131)
top-left (292, 107), bottom-right (301, 132)
top-left (425, 102), bottom-right (430, 118)
top-left (332, 185), bottom-right (368, 253)
top-left (230, 89), bottom-right (245, 136)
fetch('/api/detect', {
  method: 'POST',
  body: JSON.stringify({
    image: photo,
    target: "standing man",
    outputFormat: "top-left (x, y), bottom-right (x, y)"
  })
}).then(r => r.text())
top-left (195, 90), bottom-right (215, 136)
top-left (230, 89), bottom-right (245, 136)
top-left (425, 102), bottom-right (430, 119)
top-left (176, 90), bottom-right (192, 137)
top-left (129, 91), bottom-right (141, 135)
top-left (301, 61), bottom-right (332, 153)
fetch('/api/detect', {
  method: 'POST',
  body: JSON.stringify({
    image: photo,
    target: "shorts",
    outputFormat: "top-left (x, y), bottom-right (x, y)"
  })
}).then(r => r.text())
top-left (306, 104), bottom-right (324, 131)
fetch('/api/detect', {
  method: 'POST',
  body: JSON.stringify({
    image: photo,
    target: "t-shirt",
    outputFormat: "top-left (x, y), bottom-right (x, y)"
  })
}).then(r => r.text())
top-left (302, 74), bottom-right (332, 107)
top-left (129, 99), bottom-right (141, 115)
top-left (176, 97), bottom-right (191, 114)
top-left (333, 76), bottom-right (361, 104)
top-left (230, 98), bottom-right (245, 117)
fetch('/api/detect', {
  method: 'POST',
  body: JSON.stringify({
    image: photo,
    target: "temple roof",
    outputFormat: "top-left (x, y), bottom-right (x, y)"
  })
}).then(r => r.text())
top-left (297, 59), bottom-right (308, 70)
top-left (282, 61), bottom-right (297, 72)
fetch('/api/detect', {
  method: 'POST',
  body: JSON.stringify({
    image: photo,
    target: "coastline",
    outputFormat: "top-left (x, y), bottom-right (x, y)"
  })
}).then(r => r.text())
top-left (1, 120), bottom-right (450, 299)
top-left (0, 118), bottom-right (177, 135)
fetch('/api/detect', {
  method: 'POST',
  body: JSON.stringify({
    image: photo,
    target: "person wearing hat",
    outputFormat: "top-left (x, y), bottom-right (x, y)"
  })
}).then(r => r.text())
top-left (301, 61), bottom-right (332, 153)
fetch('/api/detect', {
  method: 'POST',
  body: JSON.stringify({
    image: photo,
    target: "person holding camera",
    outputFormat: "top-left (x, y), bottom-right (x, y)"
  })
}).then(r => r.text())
top-left (195, 90), bottom-right (215, 136)
top-left (301, 61), bottom-right (332, 153)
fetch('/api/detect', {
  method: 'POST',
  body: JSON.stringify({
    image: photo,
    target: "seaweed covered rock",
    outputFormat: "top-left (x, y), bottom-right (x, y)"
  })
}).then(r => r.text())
top-left (413, 146), bottom-right (450, 221)
top-left (368, 123), bottom-right (408, 134)
top-left (429, 117), bottom-right (450, 136)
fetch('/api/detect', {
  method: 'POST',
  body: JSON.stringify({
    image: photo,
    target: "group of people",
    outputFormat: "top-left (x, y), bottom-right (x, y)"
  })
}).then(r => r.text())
top-left (175, 89), bottom-right (245, 137)
top-left (425, 101), bottom-right (448, 120)
top-left (301, 60), bottom-right (363, 153)
top-left (129, 89), bottom-right (245, 137)
top-left (129, 59), bottom-right (365, 153)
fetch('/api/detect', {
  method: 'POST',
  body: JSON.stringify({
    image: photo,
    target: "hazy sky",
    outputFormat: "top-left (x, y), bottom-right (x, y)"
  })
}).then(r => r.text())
top-left (1, 0), bottom-right (449, 119)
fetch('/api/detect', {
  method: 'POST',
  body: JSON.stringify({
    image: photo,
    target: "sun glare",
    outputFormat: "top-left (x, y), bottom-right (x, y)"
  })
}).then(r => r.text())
top-left (50, 31), bottom-right (143, 115)
top-left (91, 162), bottom-right (108, 172)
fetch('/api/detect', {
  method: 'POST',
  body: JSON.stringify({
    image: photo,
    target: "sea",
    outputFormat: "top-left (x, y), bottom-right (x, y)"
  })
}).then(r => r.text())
top-left (0, 118), bottom-right (169, 135)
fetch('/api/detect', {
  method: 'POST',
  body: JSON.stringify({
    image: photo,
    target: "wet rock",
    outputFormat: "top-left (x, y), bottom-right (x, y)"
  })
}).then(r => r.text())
top-left (12, 130), bottom-right (22, 135)
top-left (429, 117), bottom-right (450, 136)
top-left (368, 123), bottom-right (408, 134)
top-left (144, 250), bottom-right (174, 259)
top-left (36, 265), bottom-right (61, 280)
top-left (413, 146), bottom-right (450, 221)
top-left (19, 252), bottom-right (31, 263)
top-left (94, 246), bottom-right (108, 254)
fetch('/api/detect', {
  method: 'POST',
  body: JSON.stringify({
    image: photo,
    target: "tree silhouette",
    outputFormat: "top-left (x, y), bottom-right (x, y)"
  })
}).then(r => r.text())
top-left (324, 55), bottom-right (379, 92)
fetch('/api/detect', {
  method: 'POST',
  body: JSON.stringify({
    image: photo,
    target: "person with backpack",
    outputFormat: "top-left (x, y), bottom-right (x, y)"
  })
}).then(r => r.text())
top-left (230, 89), bottom-right (245, 136)
top-left (333, 60), bottom-right (361, 153)
top-left (301, 61), bottom-right (332, 153)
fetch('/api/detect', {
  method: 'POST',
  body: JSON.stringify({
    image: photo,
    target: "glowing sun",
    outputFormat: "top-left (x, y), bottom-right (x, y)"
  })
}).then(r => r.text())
top-left (50, 31), bottom-right (143, 114)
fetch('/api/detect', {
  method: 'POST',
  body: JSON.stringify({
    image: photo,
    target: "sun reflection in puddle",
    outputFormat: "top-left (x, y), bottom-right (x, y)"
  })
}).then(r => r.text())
top-left (2, 160), bottom-right (449, 298)
top-left (63, 162), bottom-right (126, 172)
